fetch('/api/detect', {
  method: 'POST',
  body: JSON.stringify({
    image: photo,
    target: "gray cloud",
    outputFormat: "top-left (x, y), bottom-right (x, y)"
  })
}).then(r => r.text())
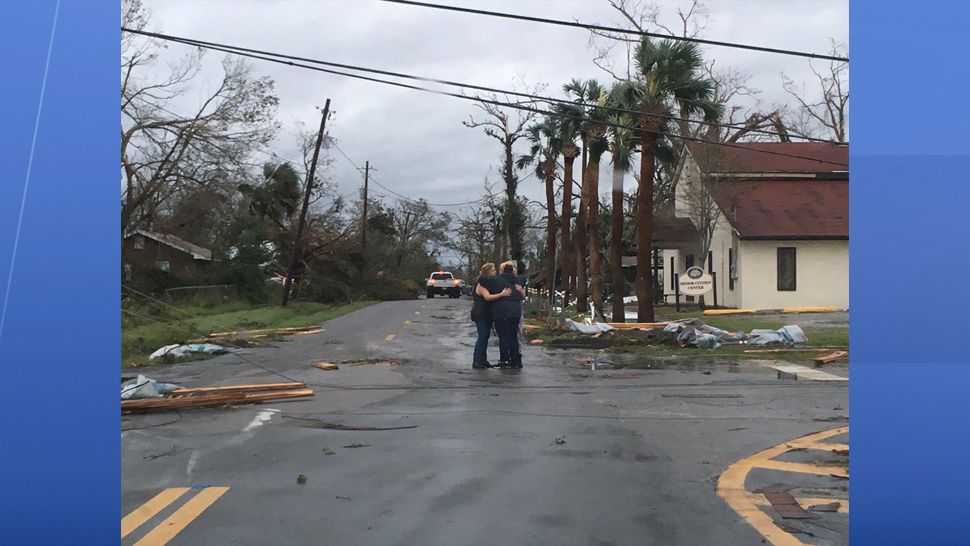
top-left (141, 0), bottom-right (848, 213)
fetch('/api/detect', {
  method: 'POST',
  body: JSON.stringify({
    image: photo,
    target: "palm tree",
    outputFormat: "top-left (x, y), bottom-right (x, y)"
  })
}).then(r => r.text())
top-left (562, 79), bottom-right (610, 319)
top-left (605, 86), bottom-right (639, 323)
top-left (516, 116), bottom-right (561, 303)
top-left (619, 38), bottom-right (721, 322)
top-left (556, 115), bottom-right (582, 304)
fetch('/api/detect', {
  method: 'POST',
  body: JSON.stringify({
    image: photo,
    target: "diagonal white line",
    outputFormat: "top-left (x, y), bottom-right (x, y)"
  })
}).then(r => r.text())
top-left (0, 0), bottom-right (61, 349)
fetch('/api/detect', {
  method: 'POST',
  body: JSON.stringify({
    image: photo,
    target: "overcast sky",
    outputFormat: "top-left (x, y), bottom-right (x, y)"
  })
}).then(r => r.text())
top-left (140, 0), bottom-right (847, 237)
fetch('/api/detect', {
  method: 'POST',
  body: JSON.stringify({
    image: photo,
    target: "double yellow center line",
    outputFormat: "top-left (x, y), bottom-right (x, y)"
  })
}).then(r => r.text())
top-left (122, 486), bottom-right (229, 545)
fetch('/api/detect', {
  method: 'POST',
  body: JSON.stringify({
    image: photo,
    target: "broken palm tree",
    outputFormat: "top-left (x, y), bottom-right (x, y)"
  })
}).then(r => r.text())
top-left (122, 382), bottom-right (314, 414)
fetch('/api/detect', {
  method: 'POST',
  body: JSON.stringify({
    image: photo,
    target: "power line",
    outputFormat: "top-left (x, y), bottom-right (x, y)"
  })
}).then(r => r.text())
top-left (380, 0), bottom-right (849, 62)
top-left (330, 141), bottom-right (487, 207)
top-left (121, 28), bottom-right (848, 168)
top-left (124, 27), bottom-right (837, 145)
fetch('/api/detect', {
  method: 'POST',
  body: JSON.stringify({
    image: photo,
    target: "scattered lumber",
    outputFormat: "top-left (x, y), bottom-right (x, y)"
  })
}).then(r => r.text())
top-left (313, 362), bottom-right (339, 370)
top-left (122, 382), bottom-right (314, 414)
top-left (814, 350), bottom-right (849, 367)
top-left (606, 322), bottom-right (668, 330)
top-left (241, 389), bottom-right (314, 403)
top-left (122, 392), bottom-right (246, 413)
top-left (744, 349), bottom-right (832, 354)
top-left (201, 326), bottom-right (324, 339)
top-left (169, 382), bottom-right (306, 395)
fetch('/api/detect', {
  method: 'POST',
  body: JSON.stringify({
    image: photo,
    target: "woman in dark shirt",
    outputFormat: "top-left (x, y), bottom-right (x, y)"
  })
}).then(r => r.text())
top-left (471, 263), bottom-right (512, 369)
top-left (491, 261), bottom-right (526, 368)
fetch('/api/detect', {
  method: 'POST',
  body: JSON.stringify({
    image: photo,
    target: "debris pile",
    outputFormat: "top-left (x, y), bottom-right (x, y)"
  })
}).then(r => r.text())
top-left (564, 318), bottom-right (615, 334)
top-left (121, 380), bottom-right (314, 413)
top-left (563, 318), bottom-right (809, 349)
top-left (149, 343), bottom-right (229, 361)
top-left (121, 375), bottom-right (183, 400)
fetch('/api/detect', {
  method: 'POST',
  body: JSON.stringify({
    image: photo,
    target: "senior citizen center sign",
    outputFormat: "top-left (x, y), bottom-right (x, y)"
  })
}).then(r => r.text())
top-left (679, 266), bottom-right (713, 296)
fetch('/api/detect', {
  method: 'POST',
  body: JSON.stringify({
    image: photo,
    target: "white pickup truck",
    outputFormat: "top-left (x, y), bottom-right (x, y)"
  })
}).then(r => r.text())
top-left (426, 271), bottom-right (461, 298)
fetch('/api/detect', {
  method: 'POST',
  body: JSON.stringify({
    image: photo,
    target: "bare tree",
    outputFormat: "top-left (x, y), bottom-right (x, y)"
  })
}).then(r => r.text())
top-left (388, 199), bottom-right (451, 272)
top-left (121, 0), bottom-right (279, 234)
top-left (587, 0), bottom-right (711, 81)
top-left (781, 41), bottom-right (849, 142)
top-left (463, 81), bottom-right (543, 271)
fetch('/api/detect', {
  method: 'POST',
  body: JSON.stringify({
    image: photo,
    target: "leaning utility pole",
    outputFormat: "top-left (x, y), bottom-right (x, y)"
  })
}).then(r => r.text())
top-left (360, 160), bottom-right (370, 253)
top-left (281, 98), bottom-right (331, 307)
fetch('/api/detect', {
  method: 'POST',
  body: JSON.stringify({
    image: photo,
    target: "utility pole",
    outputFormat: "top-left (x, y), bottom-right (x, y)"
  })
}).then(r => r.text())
top-left (281, 98), bottom-right (331, 307)
top-left (360, 160), bottom-right (369, 253)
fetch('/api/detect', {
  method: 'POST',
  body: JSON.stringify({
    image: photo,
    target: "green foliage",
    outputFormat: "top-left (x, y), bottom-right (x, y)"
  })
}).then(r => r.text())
top-left (214, 211), bottom-right (274, 303)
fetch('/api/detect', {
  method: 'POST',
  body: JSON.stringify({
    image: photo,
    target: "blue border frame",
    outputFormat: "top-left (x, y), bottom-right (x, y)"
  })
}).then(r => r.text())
top-left (0, 1), bottom-right (119, 542)
top-left (852, 1), bottom-right (970, 544)
top-left (1, 0), bottom-right (969, 543)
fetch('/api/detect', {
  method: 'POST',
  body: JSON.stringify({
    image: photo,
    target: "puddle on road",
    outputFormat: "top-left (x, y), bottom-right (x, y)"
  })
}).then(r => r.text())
top-left (579, 353), bottom-right (767, 374)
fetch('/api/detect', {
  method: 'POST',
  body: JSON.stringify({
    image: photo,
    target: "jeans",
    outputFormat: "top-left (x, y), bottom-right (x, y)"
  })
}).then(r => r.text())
top-left (473, 319), bottom-right (492, 364)
top-left (494, 317), bottom-right (521, 364)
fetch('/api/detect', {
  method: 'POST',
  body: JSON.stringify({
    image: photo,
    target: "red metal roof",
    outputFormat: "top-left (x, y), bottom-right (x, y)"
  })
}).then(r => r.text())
top-left (713, 178), bottom-right (848, 239)
top-left (690, 142), bottom-right (849, 173)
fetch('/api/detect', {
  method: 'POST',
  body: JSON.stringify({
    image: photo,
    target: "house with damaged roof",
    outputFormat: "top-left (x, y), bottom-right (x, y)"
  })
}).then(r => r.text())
top-left (661, 141), bottom-right (848, 309)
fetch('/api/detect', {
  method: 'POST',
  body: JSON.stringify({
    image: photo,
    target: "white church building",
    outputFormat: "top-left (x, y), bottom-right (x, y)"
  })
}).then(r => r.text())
top-left (661, 142), bottom-right (849, 310)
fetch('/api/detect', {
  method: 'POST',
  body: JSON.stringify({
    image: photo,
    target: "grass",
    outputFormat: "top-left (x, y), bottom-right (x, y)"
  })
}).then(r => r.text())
top-left (122, 300), bottom-right (377, 367)
top-left (524, 311), bottom-right (848, 363)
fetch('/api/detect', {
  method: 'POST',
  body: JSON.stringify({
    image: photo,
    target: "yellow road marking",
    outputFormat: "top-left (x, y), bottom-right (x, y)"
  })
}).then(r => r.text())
top-left (787, 441), bottom-right (848, 452)
top-left (122, 488), bottom-right (190, 539)
top-left (384, 334), bottom-right (396, 342)
top-left (717, 427), bottom-right (847, 546)
top-left (133, 487), bottom-right (229, 546)
top-left (752, 459), bottom-right (849, 478)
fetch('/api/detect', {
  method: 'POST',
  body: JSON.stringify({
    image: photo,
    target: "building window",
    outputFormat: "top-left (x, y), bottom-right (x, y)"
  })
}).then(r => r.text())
top-left (777, 247), bottom-right (796, 291)
top-left (685, 254), bottom-right (694, 268)
top-left (133, 236), bottom-right (145, 250)
top-left (669, 257), bottom-right (675, 290)
top-left (728, 248), bottom-right (735, 291)
top-left (707, 250), bottom-right (713, 273)
top-left (155, 261), bottom-right (170, 272)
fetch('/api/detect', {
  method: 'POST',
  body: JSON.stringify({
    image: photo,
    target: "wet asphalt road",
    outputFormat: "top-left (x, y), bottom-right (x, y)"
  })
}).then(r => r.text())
top-left (122, 298), bottom-right (849, 546)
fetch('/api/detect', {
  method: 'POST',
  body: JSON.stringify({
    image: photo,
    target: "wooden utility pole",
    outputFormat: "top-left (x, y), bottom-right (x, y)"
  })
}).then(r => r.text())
top-left (281, 98), bottom-right (331, 307)
top-left (360, 160), bottom-right (370, 253)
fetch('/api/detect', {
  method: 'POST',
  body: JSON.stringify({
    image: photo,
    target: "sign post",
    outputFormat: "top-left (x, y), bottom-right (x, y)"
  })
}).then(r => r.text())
top-left (679, 266), bottom-right (713, 297)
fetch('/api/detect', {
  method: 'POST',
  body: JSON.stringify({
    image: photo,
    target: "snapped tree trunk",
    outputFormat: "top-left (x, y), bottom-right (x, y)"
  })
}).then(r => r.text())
top-left (636, 125), bottom-right (657, 322)
top-left (586, 157), bottom-right (604, 320)
top-left (504, 140), bottom-right (523, 271)
top-left (611, 165), bottom-right (626, 323)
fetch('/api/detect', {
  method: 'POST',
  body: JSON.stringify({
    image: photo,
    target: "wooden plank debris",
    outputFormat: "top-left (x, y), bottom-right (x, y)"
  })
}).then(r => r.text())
top-left (814, 350), bottom-right (849, 366)
top-left (606, 322), bottom-right (668, 330)
top-left (744, 348), bottom-right (833, 354)
top-left (169, 382), bottom-right (306, 395)
top-left (122, 383), bottom-right (314, 414)
top-left (313, 362), bottom-right (339, 370)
